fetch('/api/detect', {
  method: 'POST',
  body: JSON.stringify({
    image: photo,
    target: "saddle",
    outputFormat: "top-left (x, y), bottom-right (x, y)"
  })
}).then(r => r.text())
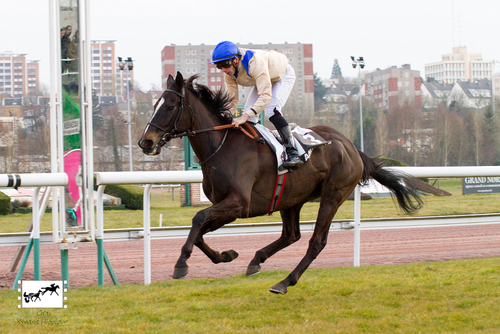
top-left (249, 123), bottom-right (332, 174)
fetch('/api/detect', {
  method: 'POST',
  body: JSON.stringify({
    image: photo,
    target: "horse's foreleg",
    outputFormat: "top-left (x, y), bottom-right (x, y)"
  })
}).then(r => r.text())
top-left (194, 220), bottom-right (239, 264)
top-left (246, 203), bottom-right (303, 276)
top-left (173, 196), bottom-right (245, 279)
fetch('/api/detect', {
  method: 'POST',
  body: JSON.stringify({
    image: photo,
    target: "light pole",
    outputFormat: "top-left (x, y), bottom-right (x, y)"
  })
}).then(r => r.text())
top-left (351, 56), bottom-right (365, 151)
top-left (118, 56), bottom-right (134, 171)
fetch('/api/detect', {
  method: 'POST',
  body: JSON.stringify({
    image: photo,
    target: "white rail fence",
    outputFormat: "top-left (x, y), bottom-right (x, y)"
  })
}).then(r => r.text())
top-left (3, 167), bottom-right (500, 286)
top-left (94, 166), bottom-right (500, 285)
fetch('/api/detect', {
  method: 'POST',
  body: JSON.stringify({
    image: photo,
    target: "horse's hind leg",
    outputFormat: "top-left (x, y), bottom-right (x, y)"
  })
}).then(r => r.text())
top-left (269, 185), bottom-right (354, 294)
top-left (173, 196), bottom-right (244, 279)
top-left (246, 203), bottom-right (303, 276)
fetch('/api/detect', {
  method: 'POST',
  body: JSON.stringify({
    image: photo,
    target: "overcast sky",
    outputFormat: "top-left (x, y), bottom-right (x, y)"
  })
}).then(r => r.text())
top-left (2, 0), bottom-right (499, 91)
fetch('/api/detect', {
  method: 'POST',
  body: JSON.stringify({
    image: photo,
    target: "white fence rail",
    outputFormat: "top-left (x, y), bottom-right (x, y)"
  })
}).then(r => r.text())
top-left (3, 167), bottom-right (500, 286)
top-left (94, 166), bottom-right (500, 285)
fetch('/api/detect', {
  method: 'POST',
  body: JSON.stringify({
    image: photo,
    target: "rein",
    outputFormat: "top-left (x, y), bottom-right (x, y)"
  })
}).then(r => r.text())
top-left (148, 88), bottom-right (264, 161)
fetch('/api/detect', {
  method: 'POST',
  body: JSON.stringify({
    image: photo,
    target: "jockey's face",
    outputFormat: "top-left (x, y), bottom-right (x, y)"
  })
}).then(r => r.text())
top-left (220, 57), bottom-right (239, 76)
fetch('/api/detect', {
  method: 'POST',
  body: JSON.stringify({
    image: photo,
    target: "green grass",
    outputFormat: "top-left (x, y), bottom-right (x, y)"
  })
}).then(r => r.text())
top-left (1, 257), bottom-right (499, 333)
top-left (1, 179), bottom-right (500, 233)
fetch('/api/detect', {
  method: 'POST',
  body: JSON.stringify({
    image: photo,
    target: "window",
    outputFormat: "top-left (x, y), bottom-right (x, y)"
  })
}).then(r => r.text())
top-left (210, 68), bottom-right (215, 73)
top-left (282, 48), bottom-right (288, 54)
top-left (191, 50), bottom-right (196, 55)
top-left (192, 68), bottom-right (197, 73)
top-left (187, 68), bottom-right (191, 73)
top-left (186, 59), bottom-right (191, 64)
top-left (216, 77), bottom-right (221, 82)
top-left (192, 59), bottom-right (197, 64)
top-left (186, 50), bottom-right (190, 55)
top-left (288, 48), bottom-right (293, 54)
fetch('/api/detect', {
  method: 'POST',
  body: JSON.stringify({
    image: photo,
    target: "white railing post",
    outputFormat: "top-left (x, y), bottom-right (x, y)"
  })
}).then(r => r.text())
top-left (353, 185), bottom-right (361, 267)
top-left (144, 184), bottom-right (152, 285)
top-left (96, 185), bottom-right (106, 286)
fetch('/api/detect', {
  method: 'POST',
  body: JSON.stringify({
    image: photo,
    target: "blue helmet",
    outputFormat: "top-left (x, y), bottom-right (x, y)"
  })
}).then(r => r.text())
top-left (209, 41), bottom-right (241, 64)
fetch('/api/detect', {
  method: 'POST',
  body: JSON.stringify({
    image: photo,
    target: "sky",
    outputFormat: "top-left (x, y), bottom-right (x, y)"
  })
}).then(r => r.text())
top-left (1, 0), bottom-right (500, 91)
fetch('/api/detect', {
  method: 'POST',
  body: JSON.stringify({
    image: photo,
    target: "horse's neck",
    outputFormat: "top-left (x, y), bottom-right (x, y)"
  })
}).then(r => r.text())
top-left (187, 99), bottom-right (227, 163)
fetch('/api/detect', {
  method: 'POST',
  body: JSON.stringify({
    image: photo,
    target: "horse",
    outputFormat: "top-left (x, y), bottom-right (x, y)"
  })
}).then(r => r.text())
top-left (41, 283), bottom-right (60, 296)
top-left (138, 72), bottom-right (423, 294)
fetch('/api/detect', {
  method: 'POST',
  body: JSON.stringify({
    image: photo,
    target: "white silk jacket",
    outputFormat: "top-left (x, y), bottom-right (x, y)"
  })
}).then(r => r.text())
top-left (223, 48), bottom-right (289, 117)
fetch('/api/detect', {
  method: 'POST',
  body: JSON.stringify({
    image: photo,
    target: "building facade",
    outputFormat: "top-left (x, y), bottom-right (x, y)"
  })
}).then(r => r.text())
top-left (364, 64), bottom-right (421, 111)
top-left (424, 47), bottom-right (494, 84)
top-left (0, 53), bottom-right (40, 98)
top-left (160, 42), bottom-right (315, 117)
top-left (90, 41), bottom-right (134, 97)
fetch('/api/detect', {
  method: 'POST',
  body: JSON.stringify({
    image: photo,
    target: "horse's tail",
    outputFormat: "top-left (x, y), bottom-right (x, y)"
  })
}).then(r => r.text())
top-left (358, 150), bottom-right (423, 214)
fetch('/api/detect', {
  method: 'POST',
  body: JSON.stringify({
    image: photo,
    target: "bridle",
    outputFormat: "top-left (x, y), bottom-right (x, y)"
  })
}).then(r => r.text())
top-left (145, 86), bottom-right (264, 164)
top-left (146, 88), bottom-right (196, 147)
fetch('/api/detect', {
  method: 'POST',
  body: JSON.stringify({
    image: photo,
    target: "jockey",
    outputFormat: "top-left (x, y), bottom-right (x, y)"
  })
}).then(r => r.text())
top-left (209, 41), bottom-right (303, 171)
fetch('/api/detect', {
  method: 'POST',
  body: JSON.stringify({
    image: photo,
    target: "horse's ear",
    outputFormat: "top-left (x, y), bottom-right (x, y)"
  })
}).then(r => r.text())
top-left (175, 71), bottom-right (184, 89)
top-left (166, 74), bottom-right (174, 88)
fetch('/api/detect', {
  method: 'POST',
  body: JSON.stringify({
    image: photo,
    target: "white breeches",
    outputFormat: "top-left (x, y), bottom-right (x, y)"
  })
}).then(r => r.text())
top-left (245, 64), bottom-right (296, 122)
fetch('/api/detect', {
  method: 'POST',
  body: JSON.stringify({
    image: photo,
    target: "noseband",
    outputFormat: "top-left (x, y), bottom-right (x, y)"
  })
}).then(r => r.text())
top-left (147, 88), bottom-right (195, 147)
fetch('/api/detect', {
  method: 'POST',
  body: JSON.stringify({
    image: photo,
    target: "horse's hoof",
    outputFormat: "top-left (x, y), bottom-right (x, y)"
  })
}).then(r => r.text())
top-left (221, 250), bottom-right (238, 262)
top-left (245, 265), bottom-right (261, 277)
top-left (172, 267), bottom-right (188, 279)
top-left (269, 282), bottom-right (287, 295)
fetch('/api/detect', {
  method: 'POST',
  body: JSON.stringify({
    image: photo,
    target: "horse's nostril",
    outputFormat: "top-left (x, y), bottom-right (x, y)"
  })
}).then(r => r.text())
top-left (139, 139), bottom-right (153, 149)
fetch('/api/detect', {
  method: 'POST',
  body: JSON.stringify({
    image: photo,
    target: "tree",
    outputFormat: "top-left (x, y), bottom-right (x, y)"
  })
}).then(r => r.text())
top-left (330, 59), bottom-right (342, 78)
top-left (92, 89), bottom-right (103, 131)
top-left (313, 72), bottom-right (327, 112)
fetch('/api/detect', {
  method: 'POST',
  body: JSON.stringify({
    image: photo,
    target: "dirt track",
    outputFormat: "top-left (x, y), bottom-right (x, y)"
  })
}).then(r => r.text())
top-left (1, 223), bottom-right (500, 289)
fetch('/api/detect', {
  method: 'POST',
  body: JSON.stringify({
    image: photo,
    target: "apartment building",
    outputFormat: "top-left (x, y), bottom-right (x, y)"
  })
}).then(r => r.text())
top-left (160, 42), bottom-right (315, 114)
top-left (0, 53), bottom-right (40, 98)
top-left (424, 47), bottom-right (493, 84)
top-left (364, 64), bottom-right (422, 111)
top-left (90, 41), bottom-right (134, 96)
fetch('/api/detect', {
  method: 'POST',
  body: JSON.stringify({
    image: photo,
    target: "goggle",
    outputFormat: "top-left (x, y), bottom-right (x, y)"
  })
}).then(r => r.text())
top-left (215, 58), bottom-right (234, 69)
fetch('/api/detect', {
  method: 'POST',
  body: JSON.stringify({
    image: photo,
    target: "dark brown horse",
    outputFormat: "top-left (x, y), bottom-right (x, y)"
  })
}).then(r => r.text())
top-left (138, 72), bottom-right (422, 294)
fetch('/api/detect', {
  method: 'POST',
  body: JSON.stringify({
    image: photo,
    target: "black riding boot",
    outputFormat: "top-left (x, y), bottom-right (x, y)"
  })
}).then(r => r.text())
top-left (278, 125), bottom-right (304, 170)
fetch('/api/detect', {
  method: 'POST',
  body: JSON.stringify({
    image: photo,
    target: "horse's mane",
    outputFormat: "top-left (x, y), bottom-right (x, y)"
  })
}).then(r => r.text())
top-left (185, 75), bottom-right (233, 124)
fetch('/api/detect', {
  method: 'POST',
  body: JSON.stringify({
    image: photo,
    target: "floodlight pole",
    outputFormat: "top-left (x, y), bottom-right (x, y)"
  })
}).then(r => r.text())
top-left (351, 56), bottom-right (365, 152)
top-left (118, 57), bottom-right (134, 171)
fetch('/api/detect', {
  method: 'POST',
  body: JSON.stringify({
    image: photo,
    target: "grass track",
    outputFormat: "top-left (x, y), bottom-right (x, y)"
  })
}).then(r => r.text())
top-left (1, 257), bottom-right (499, 333)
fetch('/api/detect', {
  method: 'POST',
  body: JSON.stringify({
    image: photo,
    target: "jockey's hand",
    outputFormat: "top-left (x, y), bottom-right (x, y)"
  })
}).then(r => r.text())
top-left (232, 113), bottom-right (251, 127)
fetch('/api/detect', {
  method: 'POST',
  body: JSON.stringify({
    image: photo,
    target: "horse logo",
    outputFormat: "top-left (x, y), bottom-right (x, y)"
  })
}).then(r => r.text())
top-left (23, 290), bottom-right (43, 303)
top-left (20, 280), bottom-right (65, 308)
top-left (41, 283), bottom-right (60, 296)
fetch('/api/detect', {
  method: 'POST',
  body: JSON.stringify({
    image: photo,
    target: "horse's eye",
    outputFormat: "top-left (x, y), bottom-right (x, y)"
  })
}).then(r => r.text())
top-left (166, 105), bottom-right (175, 111)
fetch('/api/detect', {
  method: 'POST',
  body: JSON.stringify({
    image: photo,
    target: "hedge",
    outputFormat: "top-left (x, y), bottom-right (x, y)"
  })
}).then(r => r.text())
top-left (0, 191), bottom-right (11, 215)
top-left (103, 184), bottom-right (143, 210)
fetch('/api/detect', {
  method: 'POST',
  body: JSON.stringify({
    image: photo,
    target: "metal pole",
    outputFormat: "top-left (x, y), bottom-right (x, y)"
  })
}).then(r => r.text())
top-left (126, 66), bottom-right (133, 171)
top-left (32, 187), bottom-right (41, 280)
top-left (359, 67), bottom-right (364, 152)
top-left (96, 185), bottom-right (105, 286)
top-left (353, 185), bottom-right (361, 267)
top-left (144, 184), bottom-right (152, 285)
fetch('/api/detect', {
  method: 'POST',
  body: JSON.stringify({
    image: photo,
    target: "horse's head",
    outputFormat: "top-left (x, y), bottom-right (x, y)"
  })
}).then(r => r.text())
top-left (138, 72), bottom-right (191, 155)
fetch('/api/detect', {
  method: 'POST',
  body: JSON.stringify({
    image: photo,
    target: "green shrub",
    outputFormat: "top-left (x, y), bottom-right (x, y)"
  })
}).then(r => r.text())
top-left (0, 191), bottom-right (11, 215)
top-left (104, 184), bottom-right (143, 210)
